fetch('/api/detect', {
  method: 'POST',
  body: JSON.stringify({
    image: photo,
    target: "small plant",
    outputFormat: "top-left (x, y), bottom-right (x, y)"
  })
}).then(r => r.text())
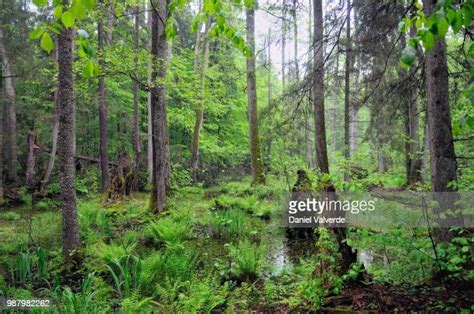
top-left (144, 217), bottom-right (192, 248)
top-left (55, 273), bottom-right (105, 313)
top-left (104, 255), bottom-right (142, 299)
top-left (0, 211), bottom-right (21, 221)
top-left (229, 239), bottom-right (263, 281)
top-left (209, 208), bottom-right (247, 239)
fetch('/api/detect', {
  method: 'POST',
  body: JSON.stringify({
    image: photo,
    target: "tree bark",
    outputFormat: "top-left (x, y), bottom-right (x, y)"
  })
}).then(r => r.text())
top-left (149, 0), bottom-right (170, 213)
top-left (25, 129), bottom-right (38, 188)
top-left (133, 5), bottom-right (142, 182)
top-left (0, 29), bottom-right (17, 183)
top-left (292, 0), bottom-right (299, 82)
top-left (57, 3), bottom-right (80, 256)
top-left (246, 1), bottom-right (266, 185)
top-left (423, 0), bottom-right (458, 241)
top-left (313, 0), bottom-right (356, 272)
top-left (190, 15), bottom-right (211, 182)
top-left (343, 0), bottom-right (351, 182)
top-left (281, 0), bottom-right (287, 90)
top-left (312, 0), bottom-right (329, 174)
top-left (147, 1), bottom-right (153, 185)
top-left (98, 0), bottom-right (111, 192)
top-left (0, 92), bottom-right (3, 200)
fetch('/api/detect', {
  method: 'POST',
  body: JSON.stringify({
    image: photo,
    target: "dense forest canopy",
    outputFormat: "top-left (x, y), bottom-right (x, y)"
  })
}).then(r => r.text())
top-left (0, 0), bottom-right (473, 312)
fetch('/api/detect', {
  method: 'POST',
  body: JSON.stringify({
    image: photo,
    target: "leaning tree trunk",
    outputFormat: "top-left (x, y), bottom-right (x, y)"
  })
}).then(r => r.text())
top-left (132, 5), bottom-right (142, 187)
top-left (343, 0), bottom-right (351, 183)
top-left (423, 0), bottom-right (458, 242)
top-left (98, 0), bottom-right (111, 192)
top-left (246, 1), bottom-right (266, 185)
top-left (57, 4), bottom-right (80, 257)
top-left (149, 0), bottom-right (170, 213)
top-left (0, 29), bottom-right (17, 183)
top-left (313, 0), bottom-right (356, 272)
top-left (281, 0), bottom-right (287, 90)
top-left (190, 17), bottom-right (211, 182)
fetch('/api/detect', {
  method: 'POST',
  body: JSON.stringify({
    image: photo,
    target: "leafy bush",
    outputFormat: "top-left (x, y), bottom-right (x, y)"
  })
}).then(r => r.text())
top-left (104, 255), bottom-right (142, 299)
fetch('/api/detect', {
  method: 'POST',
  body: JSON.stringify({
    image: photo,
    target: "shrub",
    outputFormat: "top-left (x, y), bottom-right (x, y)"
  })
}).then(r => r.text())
top-left (209, 208), bottom-right (247, 239)
top-left (144, 217), bottom-right (192, 248)
top-left (0, 211), bottom-right (21, 221)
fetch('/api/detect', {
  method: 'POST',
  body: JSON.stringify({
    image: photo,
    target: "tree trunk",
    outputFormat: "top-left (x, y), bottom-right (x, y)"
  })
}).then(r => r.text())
top-left (57, 5), bottom-right (80, 257)
top-left (40, 39), bottom-right (60, 193)
top-left (305, 0), bottom-right (314, 169)
top-left (281, 0), bottom-right (286, 90)
top-left (190, 16), bottom-right (211, 182)
top-left (292, 0), bottom-right (299, 82)
top-left (25, 129), bottom-right (38, 188)
top-left (147, 1), bottom-right (153, 185)
top-left (312, 0), bottom-right (329, 174)
top-left (0, 29), bottom-right (17, 183)
top-left (0, 94), bottom-right (3, 201)
top-left (343, 0), bottom-right (351, 182)
top-left (246, 2), bottom-right (266, 185)
top-left (423, 0), bottom-right (458, 241)
top-left (313, 0), bottom-right (356, 272)
top-left (133, 5), bottom-right (141, 185)
top-left (149, 0), bottom-right (170, 213)
top-left (98, 0), bottom-right (111, 192)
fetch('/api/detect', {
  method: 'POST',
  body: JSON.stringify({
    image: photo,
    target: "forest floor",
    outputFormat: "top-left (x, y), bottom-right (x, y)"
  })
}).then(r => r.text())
top-left (0, 175), bottom-right (473, 312)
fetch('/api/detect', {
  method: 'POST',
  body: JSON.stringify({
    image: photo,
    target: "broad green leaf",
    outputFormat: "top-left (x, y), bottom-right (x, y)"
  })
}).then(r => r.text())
top-left (422, 31), bottom-right (435, 51)
top-left (452, 10), bottom-right (464, 33)
top-left (83, 60), bottom-right (95, 78)
top-left (82, 0), bottom-right (96, 10)
top-left (29, 28), bottom-right (45, 40)
top-left (40, 32), bottom-right (54, 52)
top-left (62, 11), bottom-right (75, 28)
top-left (437, 18), bottom-right (449, 37)
top-left (71, 1), bottom-right (86, 19)
top-left (53, 5), bottom-right (63, 19)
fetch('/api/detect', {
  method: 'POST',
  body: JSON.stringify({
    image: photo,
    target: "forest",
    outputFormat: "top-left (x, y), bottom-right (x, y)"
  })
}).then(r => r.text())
top-left (0, 0), bottom-right (473, 312)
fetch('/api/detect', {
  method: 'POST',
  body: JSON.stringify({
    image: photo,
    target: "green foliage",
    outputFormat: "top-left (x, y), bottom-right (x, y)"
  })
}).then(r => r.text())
top-left (0, 211), bottom-right (21, 221)
top-left (144, 217), bottom-right (193, 248)
top-left (228, 239), bottom-right (263, 281)
top-left (104, 255), bottom-right (142, 299)
top-left (209, 208), bottom-right (247, 239)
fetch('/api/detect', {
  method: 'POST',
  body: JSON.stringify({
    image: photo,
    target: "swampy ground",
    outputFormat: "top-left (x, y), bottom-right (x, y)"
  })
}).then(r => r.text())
top-left (0, 176), bottom-right (473, 313)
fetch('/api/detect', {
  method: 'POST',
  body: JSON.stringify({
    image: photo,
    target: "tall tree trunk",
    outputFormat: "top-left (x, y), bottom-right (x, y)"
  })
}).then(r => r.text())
top-left (0, 29), bottom-right (17, 183)
top-left (0, 90), bottom-right (3, 201)
top-left (25, 129), bottom-right (38, 188)
top-left (267, 28), bottom-right (272, 108)
top-left (57, 4), bottom-right (80, 257)
top-left (190, 17), bottom-right (211, 182)
top-left (423, 0), bottom-right (458, 241)
top-left (292, 0), bottom-right (299, 82)
top-left (98, 0), bottom-right (111, 192)
top-left (313, 0), bottom-right (356, 272)
top-left (149, 0), bottom-right (170, 213)
top-left (133, 5), bottom-right (141, 184)
top-left (147, 1), bottom-right (153, 185)
top-left (343, 0), bottom-right (351, 182)
top-left (305, 0), bottom-right (315, 169)
top-left (281, 0), bottom-right (286, 90)
top-left (41, 40), bottom-right (60, 193)
top-left (246, 1), bottom-right (266, 185)
top-left (312, 0), bottom-right (329, 174)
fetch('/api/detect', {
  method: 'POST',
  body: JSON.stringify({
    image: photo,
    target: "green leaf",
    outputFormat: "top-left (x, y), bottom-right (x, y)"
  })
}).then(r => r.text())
top-left (40, 32), bottom-right (54, 52)
top-left (82, 0), bottom-right (96, 10)
top-left (83, 60), bottom-right (95, 78)
top-left (33, 0), bottom-right (48, 7)
top-left (463, 3), bottom-right (473, 27)
top-left (62, 11), bottom-right (75, 28)
top-left (53, 5), bottom-right (63, 19)
top-left (71, 1), bottom-right (86, 19)
top-left (401, 46), bottom-right (417, 67)
top-left (29, 28), bottom-right (45, 40)
top-left (437, 18), bottom-right (449, 38)
top-left (452, 10), bottom-right (464, 33)
top-left (422, 31), bottom-right (436, 51)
